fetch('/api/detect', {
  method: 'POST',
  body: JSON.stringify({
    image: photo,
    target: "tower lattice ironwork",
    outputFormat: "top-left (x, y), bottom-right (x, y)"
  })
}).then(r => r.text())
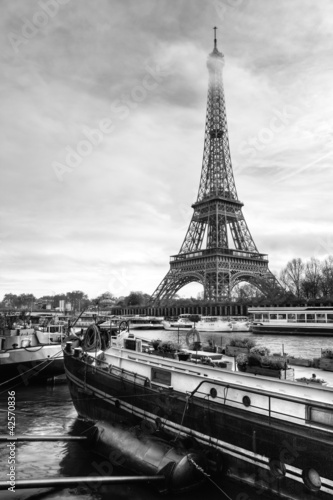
top-left (151, 30), bottom-right (280, 303)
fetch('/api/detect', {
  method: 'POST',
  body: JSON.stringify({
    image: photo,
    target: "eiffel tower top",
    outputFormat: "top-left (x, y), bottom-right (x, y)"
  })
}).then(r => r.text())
top-left (208, 26), bottom-right (224, 63)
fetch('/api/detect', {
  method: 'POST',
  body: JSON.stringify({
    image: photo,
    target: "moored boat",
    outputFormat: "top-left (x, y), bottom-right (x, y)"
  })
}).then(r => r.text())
top-left (163, 315), bottom-right (233, 333)
top-left (0, 314), bottom-right (66, 386)
top-left (229, 316), bottom-right (251, 331)
top-left (249, 306), bottom-right (333, 335)
top-left (162, 316), bottom-right (195, 331)
top-left (63, 327), bottom-right (333, 498)
top-left (125, 315), bottom-right (164, 330)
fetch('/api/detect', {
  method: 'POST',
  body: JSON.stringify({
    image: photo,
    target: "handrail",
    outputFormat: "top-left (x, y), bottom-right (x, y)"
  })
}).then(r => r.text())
top-left (187, 378), bottom-right (332, 411)
top-left (187, 378), bottom-right (333, 429)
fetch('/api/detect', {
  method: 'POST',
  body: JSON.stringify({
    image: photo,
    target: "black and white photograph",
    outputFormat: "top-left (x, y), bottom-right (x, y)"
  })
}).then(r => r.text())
top-left (1, 1), bottom-right (333, 499)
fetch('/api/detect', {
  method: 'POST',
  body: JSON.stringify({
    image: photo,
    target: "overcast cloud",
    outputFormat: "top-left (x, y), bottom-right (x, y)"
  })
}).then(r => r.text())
top-left (1, 0), bottom-right (333, 299)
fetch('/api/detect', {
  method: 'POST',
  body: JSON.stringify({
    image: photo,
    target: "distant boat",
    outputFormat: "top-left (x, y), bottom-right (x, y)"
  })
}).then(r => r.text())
top-left (249, 306), bottom-right (333, 335)
top-left (163, 315), bottom-right (233, 332)
top-left (162, 316), bottom-right (194, 331)
top-left (229, 316), bottom-right (251, 332)
top-left (126, 316), bottom-right (164, 330)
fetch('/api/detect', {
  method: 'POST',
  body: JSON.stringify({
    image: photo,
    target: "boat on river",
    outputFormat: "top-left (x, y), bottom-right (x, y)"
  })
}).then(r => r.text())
top-left (63, 327), bottom-right (333, 498)
top-left (163, 315), bottom-right (233, 332)
top-left (125, 315), bottom-right (164, 330)
top-left (249, 306), bottom-right (333, 335)
top-left (229, 316), bottom-right (251, 331)
top-left (0, 314), bottom-right (66, 386)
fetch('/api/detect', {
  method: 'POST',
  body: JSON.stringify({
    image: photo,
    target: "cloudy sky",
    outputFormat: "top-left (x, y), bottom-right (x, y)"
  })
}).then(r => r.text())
top-left (1, 0), bottom-right (333, 300)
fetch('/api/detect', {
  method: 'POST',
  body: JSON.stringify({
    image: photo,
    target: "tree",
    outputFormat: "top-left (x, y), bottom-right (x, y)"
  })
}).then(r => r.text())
top-left (124, 291), bottom-right (150, 306)
top-left (66, 291), bottom-right (89, 311)
top-left (302, 258), bottom-right (321, 299)
top-left (93, 292), bottom-right (116, 308)
top-left (17, 293), bottom-right (36, 309)
top-left (2, 294), bottom-right (19, 308)
top-left (279, 258), bottom-right (304, 298)
top-left (320, 256), bottom-right (333, 297)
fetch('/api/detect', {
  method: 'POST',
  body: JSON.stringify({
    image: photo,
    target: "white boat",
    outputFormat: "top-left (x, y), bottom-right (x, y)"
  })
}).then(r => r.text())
top-left (34, 322), bottom-right (68, 344)
top-left (126, 316), bottom-right (164, 330)
top-left (230, 316), bottom-right (251, 331)
top-left (0, 315), bottom-right (66, 385)
top-left (195, 316), bottom-right (233, 332)
top-left (162, 317), bottom-right (195, 331)
top-left (163, 315), bottom-right (233, 332)
top-left (249, 306), bottom-right (333, 335)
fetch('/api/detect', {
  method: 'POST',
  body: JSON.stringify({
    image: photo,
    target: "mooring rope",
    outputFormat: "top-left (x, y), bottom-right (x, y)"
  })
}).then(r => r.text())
top-left (187, 455), bottom-right (233, 500)
top-left (0, 348), bottom-right (63, 394)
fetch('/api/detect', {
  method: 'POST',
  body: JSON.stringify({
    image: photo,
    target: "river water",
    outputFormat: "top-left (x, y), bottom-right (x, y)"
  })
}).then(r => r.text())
top-left (1, 328), bottom-right (331, 500)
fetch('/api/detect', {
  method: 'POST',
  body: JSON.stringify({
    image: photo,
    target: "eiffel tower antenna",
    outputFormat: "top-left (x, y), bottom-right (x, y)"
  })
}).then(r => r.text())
top-left (214, 26), bottom-right (217, 49)
top-left (151, 33), bottom-right (281, 304)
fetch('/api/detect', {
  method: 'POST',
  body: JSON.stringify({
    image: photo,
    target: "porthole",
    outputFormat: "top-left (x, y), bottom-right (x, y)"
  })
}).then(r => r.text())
top-left (210, 388), bottom-right (217, 398)
top-left (302, 468), bottom-right (322, 491)
top-left (242, 396), bottom-right (251, 407)
top-left (269, 458), bottom-right (286, 479)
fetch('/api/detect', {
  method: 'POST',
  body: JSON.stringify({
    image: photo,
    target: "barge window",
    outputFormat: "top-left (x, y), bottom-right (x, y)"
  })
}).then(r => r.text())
top-left (151, 368), bottom-right (172, 386)
top-left (254, 314), bottom-right (262, 320)
top-left (287, 313), bottom-right (296, 322)
top-left (308, 407), bottom-right (333, 427)
top-left (270, 314), bottom-right (277, 320)
top-left (277, 314), bottom-right (286, 320)
top-left (327, 314), bottom-right (333, 323)
top-left (297, 314), bottom-right (306, 322)
top-left (262, 313), bottom-right (269, 322)
top-left (316, 314), bottom-right (326, 323)
top-left (306, 314), bottom-right (315, 323)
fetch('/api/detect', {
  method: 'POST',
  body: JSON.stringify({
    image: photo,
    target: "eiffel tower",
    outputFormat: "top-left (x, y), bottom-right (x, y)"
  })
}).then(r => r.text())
top-left (151, 29), bottom-right (279, 303)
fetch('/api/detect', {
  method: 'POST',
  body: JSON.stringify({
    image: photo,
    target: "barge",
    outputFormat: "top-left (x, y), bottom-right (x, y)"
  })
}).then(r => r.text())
top-left (0, 315), bottom-right (65, 386)
top-left (249, 307), bottom-right (333, 335)
top-left (64, 329), bottom-right (333, 499)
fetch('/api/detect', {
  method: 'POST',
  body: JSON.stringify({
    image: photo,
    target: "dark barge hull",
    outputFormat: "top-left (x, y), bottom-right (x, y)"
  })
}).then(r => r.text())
top-left (252, 325), bottom-right (333, 335)
top-left (64, 351), bottom-right (333, 499)
top-left (0, 357), bottom-right (64, 386)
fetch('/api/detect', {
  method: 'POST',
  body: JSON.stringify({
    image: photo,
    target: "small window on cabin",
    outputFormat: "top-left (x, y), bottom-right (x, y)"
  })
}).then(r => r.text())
top-left (316, 314), bottom-right (326, 323)
top-left (277, 314), bottom-right (286, 320)
top-left (297, 314), bottom-right (306, 322)
top-left (151, 368), bottom-right (172, 386)
top-left (308, 407), bottom-right (333, 427)
top-left (327, 314), bottom-right (333, 323)
top-left (287, 313), bottom-right (296, 322)
top-left (254, 314), bottom-right (262, 320)
top-left (262, 313), bottom-right (269, 322)
top-left (307, 314), bottom-right (315, 323)
top-left (270, 314), bottom-right (277, 320)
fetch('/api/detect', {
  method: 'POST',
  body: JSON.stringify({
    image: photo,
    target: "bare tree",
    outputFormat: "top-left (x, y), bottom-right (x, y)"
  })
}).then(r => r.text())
top-left (279, 258), bottom-right (304, 298)
top-left (302, 258), bottom-right (321, 299)
top-left (320, 256), bottom-right (333, 297)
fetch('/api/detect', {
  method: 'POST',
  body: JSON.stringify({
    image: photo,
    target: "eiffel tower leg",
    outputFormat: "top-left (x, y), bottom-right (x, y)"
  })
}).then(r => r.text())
top-left (151, 270), bottom-right (204, 304)
top-left (230, 269), bottom-right (283, 299)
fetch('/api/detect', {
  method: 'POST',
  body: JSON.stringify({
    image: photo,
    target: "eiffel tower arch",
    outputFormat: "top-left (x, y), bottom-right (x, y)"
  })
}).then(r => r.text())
top-left (151, 30), bottom-right (281, 304)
